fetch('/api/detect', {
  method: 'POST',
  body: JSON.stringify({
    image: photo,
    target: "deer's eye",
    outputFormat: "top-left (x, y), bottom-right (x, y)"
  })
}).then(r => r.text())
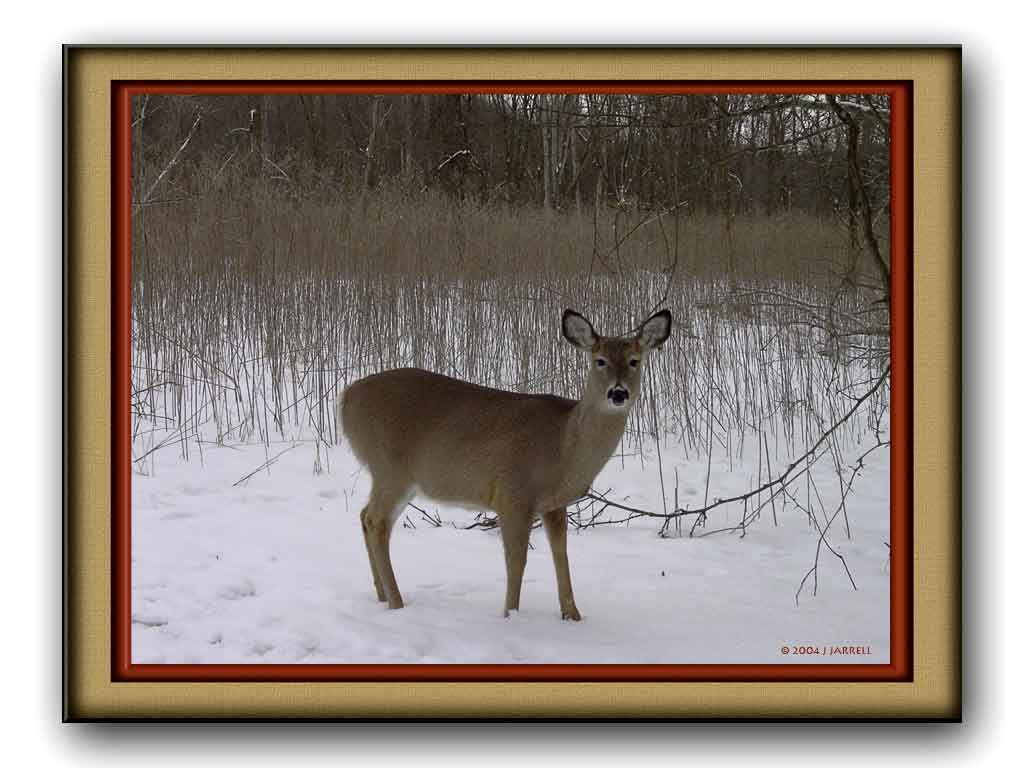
top-left (629, 358), bottom-right (640, 368)
top-left (595, 358), bottom-right (607, 368)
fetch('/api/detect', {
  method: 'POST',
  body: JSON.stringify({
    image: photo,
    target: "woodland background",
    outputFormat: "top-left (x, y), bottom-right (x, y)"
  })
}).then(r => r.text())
top-left (129, 93), bottom-right (894, 662)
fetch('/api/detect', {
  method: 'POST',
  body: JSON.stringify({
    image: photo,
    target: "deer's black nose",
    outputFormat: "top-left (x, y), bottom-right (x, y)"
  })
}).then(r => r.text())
top-left (608, 387), bottom-right (629, 405)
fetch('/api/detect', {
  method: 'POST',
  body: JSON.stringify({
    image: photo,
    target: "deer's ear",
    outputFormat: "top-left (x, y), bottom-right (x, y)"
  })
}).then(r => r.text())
top-left (638, 310), bottom-right (672, 349)
top-left (562, 309), bottom-right (599, 349)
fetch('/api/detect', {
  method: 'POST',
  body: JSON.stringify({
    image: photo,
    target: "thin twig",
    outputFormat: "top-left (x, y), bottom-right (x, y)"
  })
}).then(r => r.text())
top-left (232, 443), bottom-right (299, 487)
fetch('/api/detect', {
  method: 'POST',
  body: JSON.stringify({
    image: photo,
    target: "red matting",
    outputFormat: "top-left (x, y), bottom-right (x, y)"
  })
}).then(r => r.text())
top-left (112, 81), bottom-right (912, 683)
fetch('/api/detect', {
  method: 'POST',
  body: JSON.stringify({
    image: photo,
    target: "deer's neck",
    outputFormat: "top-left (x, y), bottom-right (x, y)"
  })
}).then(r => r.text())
top-left (561, 391), bottom-right (630, 490)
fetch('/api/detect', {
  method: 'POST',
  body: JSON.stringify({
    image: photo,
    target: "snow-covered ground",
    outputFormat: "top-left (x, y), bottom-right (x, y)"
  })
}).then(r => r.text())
top-left (131, 426), bottom-right (891, 665)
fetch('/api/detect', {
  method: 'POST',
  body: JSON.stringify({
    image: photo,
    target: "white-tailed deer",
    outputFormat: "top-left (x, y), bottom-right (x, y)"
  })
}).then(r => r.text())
top-left (339, 308), bottom-right (672, 620)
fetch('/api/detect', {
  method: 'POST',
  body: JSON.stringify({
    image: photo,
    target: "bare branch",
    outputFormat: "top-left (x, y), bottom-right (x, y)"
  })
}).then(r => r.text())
top-left (827, 95), bottom-right (891, 302)
top-left (134, 108), bottom-right (203, 213)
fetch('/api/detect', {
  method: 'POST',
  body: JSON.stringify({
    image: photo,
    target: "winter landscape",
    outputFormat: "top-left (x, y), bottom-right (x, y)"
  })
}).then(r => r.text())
top-left (130, 92), bottom-right (893, 665)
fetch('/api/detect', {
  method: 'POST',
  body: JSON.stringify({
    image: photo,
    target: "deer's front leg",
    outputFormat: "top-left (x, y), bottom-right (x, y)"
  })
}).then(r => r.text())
top-left (542, 507), bottom-right (581, 621)
top-left (498, 510), bottom-right (532, 617)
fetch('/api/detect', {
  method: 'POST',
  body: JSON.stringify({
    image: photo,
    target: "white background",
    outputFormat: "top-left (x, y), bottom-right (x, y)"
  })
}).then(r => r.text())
top-left (2, 0), bottom-right (1014, 763)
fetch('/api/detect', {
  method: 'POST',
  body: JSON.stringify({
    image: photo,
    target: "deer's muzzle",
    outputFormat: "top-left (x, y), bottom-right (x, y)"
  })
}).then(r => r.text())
top-left (608, 386), bottom-right (630, 407)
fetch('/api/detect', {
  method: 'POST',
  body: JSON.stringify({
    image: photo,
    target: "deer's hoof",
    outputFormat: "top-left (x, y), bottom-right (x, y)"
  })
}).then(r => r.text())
top-left (561, 606), bottom-right (582, 621)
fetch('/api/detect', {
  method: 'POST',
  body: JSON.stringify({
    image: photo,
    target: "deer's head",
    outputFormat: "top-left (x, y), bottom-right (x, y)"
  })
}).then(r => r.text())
top-left (561, 308), bottom-right (672, 412)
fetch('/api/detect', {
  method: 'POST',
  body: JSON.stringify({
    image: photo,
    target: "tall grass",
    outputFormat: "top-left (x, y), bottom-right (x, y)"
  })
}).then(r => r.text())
top-left (131, 183), bottom-right (890, 491)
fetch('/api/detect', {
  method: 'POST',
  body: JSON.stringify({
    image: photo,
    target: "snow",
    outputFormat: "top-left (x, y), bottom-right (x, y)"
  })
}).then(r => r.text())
top-left (131, 426), bottom-right (890, 665)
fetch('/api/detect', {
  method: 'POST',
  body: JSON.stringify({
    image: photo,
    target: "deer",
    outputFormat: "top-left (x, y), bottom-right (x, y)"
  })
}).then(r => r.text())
top-left (338, 308), bottom-right (672, 620)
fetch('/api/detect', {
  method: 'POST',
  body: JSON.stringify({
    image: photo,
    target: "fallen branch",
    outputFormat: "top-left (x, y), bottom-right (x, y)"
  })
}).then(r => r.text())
top-left (571, 364), bottom-right (890, 528)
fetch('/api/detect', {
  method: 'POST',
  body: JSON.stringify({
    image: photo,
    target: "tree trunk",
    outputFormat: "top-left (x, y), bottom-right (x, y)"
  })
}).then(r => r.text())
top-left (541, 97), bottom-right (553, 210)
top-left (364, 96), bottom-right (380, 192)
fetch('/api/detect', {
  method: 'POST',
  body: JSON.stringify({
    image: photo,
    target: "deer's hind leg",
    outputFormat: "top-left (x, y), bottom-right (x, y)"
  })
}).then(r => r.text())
top-left (361, 477), bottom-right (414, 609)
top-left (359, 504), bottom-right (387, 603)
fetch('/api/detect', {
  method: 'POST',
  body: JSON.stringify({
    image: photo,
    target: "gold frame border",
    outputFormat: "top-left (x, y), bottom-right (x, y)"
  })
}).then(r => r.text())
top-left (65, 46), bottom-right (961, 720)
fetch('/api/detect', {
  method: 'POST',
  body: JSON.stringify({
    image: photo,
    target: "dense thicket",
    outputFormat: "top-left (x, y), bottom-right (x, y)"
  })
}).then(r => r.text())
top-left (132, 92), bottom-right (890, 218)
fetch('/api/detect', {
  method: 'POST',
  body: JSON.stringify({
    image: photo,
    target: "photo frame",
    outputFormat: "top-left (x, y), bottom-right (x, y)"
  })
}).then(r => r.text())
top-left (64, 46), bottom-right (961, 720)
